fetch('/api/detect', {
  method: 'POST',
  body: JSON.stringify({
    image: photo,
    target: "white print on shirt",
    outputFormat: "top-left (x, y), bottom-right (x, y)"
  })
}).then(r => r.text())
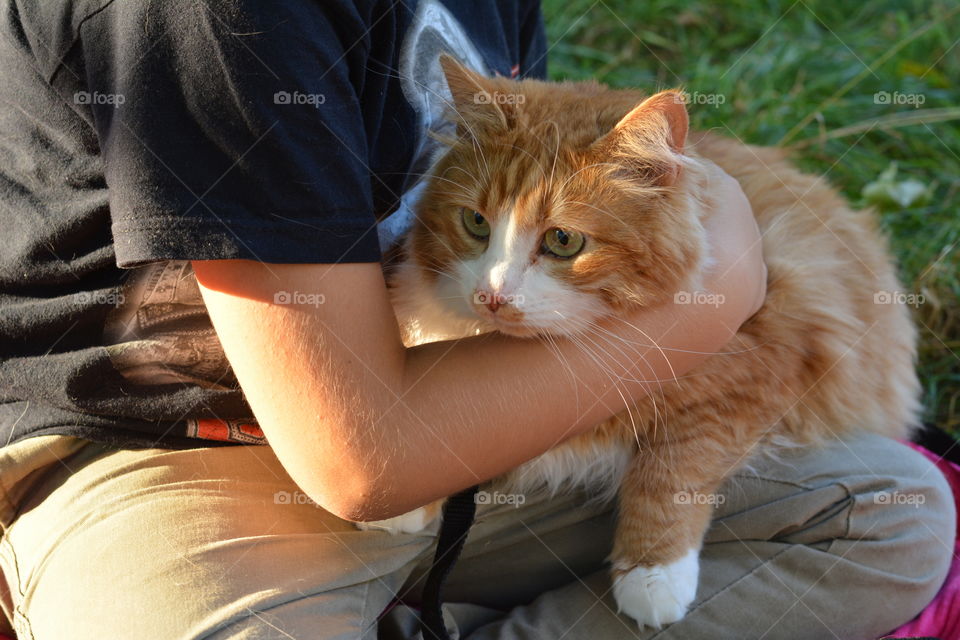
top-left (377, 0), bottom-right (489, 251)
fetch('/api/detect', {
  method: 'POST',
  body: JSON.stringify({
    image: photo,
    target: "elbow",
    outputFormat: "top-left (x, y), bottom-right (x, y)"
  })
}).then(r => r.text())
top-left (314, 481), bottom-right (390, 523)
top-left (293, 461), bottom-right (411, 523)
top-left (267, 417), bottom-right (424, 521)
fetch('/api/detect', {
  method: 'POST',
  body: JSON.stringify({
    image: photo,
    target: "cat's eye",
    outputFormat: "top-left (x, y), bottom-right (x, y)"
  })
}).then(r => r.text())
top-left (461, 209), bottom-right (490, 239)
top-left (542, 228), bottom-right (585, 258)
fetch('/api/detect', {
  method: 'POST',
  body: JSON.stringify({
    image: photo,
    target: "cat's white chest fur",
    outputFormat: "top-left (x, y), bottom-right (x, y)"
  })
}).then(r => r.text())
top-left (500, 434), bottom-right (633, 502)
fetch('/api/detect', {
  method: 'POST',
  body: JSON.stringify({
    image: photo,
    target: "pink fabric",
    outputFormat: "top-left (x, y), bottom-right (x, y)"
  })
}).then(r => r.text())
top-left (885, 442), bottom-right (960, 639)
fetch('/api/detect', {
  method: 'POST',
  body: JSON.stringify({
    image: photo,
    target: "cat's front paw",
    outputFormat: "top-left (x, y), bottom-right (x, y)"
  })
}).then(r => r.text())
top-left (611, 548), bottom-right (700, 629)
top-left (354, 501), bottom-right (442, 535)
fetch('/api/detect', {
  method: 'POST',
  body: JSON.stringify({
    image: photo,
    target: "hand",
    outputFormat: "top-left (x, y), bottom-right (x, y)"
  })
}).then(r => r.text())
top-left (701, 166), bottom-right (767, 321)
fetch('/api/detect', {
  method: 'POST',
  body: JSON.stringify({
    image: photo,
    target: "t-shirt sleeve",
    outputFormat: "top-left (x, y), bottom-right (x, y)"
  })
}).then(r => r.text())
top-left (78, 1), bottom-right (382, 267)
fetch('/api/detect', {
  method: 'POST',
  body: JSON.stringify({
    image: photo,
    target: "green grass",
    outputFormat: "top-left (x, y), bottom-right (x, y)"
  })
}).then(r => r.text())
top-left (541, 0), bottom-right (960, 433)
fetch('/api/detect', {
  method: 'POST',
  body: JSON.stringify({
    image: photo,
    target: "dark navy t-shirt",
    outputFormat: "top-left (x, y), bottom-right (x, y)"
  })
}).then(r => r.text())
top-left (0, 0), bottom-right (546, 449)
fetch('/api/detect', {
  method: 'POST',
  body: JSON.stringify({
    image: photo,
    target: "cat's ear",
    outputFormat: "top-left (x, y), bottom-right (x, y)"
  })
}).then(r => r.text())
top-left (439, 54), bottom-right (510, 132)
top-left (592, 90), bottom-right (689, 186)
top-left (618, 90), bottom-right (689, 153)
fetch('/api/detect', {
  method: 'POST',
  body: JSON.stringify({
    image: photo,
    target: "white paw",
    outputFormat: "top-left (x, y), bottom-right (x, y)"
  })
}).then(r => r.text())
top-left (355, 505), bottom-right (440, 535)
top-left (612, 548), bottom-right (700, 629)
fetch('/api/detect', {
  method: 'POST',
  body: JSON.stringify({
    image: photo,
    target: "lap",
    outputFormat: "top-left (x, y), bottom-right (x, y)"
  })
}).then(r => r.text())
top-left (0, 437), bottom-right (424, 639)
top-left (0, 431), bottom-right (952, 640)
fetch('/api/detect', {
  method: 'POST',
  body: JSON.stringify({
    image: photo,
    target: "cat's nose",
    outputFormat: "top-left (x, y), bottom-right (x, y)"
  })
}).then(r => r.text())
top-left (474, 289), bottom-right (503, 313)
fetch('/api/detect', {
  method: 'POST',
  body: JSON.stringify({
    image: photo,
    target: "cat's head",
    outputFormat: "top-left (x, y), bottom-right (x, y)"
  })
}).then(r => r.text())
top-left (405, 56), bottom-right (707, 338)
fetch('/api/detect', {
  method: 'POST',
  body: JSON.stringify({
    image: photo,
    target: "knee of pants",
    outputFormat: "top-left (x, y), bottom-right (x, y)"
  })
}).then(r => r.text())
top-left (701, 435), bottom-right (956, 637)
top-left (761, 433), bottom-right (957, 623)
top-left (838, 437), bottom-right (956, 616)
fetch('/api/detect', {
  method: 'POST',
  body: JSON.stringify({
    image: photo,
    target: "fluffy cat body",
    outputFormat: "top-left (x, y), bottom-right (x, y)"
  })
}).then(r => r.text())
top-left (362, 57), bottom-right (920, 628)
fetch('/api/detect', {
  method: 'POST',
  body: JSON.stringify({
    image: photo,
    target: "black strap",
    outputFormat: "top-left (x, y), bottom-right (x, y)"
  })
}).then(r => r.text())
top-left (420, 485), bottom-right (480, 640)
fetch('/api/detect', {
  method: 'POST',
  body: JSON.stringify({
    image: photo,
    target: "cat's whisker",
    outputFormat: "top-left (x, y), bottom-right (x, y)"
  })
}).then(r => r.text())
top-left (468, 129), bottom-right (493, 181)
top-left (555, 317), bottom-right (637, 417)
top-left (417, 266), bottom-right (456, 278)
top-left (414, 267), bottom-right (474, 291)
top-left (601, 339), bottom-right (668, 445)
top-left (562, 330), bottom-right (614, 384)
top-left (502, 330), bottom-right (613, 490)
top-left (409, 223), bottom-right (485, 283)
top-left (428, 184), bottom-right (477, 199)
top-left (363, 64), bottom-right (496, 187)
top-left (582, 319), bottom-right (672, 441)
top-left (568, 333), bottom-right (652, 446)
top-left (600, 317), bottom-right (680, 387)
top-left (556, 161), bottom-right (621, 194)
top-left (581, 324), bottom-right (645, 380)
top-left (538, 332), bottom-right (581, 415)
top-left (575, 328), bottom-right (646, 446)
top-left (437, 165), bottom-right (486, 187)
top-left (381, 170), bottom-right (466, 191)
top-left (498, 141), bottom-right (549, 182)
top-left (547, 121), bottom-right (563, 185)
top-left (566, 200), bottom-right (647, 243)
top-left (601, 316), bottom-right (771, 357)
top-left (574, 319), bottom-right (667, 386)
top-left (586, 320), bottom-right (681, 441)
top-left (593, 320), bottom-right (769, 357)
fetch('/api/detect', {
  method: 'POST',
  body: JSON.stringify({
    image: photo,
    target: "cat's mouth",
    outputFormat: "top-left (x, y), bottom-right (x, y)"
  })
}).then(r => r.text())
top-left (462, 318), bottom-right (538, 339)
top-left (484, 316), bottom-right (539, 338)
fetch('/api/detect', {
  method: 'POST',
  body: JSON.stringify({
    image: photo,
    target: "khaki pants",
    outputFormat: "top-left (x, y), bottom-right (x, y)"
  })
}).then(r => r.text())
top-left (0, 432), bottom-right (953, 640)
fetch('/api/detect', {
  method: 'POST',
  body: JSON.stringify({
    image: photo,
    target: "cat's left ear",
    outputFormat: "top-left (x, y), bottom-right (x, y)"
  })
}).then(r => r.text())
top-left (593, 90), bottom-right (689, 186)
top-left (439, 54), bottom-right (511, 133)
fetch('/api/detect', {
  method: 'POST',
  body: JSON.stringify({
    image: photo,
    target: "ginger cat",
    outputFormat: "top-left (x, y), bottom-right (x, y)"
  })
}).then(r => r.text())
top-left (361, 57), bottom-right (920, 629)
